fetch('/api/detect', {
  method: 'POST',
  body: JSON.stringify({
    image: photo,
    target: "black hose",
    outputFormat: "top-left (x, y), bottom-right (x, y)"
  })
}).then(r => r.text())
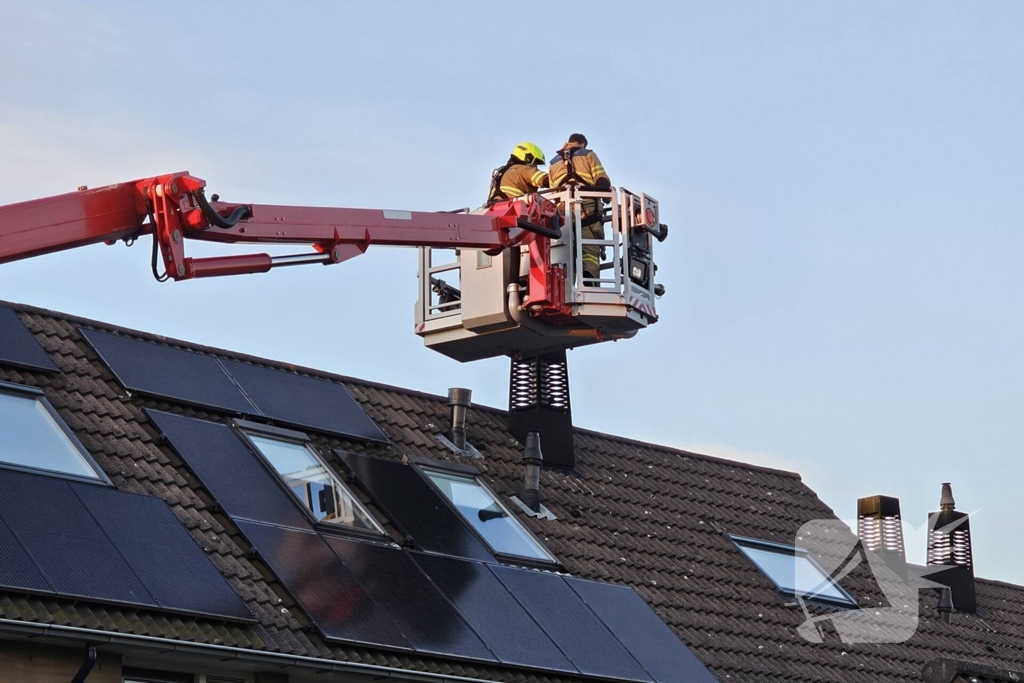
top-left (146, 202), bottom-right (169, 282)
top-left (193, 190), bottom-right (252, 229)
top-left (517, 217), bottom-right (562, 240)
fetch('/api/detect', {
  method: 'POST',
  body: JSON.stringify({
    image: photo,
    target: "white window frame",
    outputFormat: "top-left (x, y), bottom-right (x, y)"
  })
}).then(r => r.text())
top-left (235, 419), bottom-right (384, 537)
top-left (732, 535), bottom-right (856, 607)
top-left (0, 380), bottom-right (108, 484)
top-left (418, 462), bottom-right (557, 566)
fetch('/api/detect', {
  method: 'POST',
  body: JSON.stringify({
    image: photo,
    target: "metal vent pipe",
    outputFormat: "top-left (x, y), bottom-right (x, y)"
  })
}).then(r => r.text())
top-left (520, 431), bottom-right (543, 512)
top-left (447, 388), bottom-right (472, 451)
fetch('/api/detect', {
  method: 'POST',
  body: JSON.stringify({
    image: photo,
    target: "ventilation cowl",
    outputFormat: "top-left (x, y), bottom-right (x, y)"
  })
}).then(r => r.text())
top-left (857, 495), bottom-right (907, 579)
top-left (925, 482), bottom-right (976, 613)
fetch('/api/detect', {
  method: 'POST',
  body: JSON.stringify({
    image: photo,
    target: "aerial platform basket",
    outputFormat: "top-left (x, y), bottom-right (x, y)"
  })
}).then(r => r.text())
top-left (414, 187), bottom-right (667, 363)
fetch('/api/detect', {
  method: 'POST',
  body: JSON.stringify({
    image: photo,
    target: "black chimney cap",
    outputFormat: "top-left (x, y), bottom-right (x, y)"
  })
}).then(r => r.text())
top-left (940, 482), bottom-right (956, 510)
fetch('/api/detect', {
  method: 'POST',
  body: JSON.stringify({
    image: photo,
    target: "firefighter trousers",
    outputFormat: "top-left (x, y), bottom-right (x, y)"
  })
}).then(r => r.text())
top-left (582, 221), bottom-right (604, 281)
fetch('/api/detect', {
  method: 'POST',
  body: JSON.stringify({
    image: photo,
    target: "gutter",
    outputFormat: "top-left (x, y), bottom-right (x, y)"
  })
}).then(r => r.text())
top-left (0, 619), bottom-right (515, 683)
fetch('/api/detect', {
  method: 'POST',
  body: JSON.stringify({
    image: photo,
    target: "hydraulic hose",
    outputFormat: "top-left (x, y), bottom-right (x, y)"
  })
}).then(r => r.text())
top-left (517, 217), bottom-right (562, 240)
top-left (192, 190), bottom-right (252, 229)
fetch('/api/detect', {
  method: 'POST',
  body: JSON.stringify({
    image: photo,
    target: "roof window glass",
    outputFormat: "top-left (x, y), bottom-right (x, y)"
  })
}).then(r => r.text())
top-left (245, 431), bottom-right (382, 533)
top-left (733, 536), bottom-right (855, 606)
top-left (423, 468), bottom-right (554, 563)
top-left (0, 383), bottom-right (102, 480)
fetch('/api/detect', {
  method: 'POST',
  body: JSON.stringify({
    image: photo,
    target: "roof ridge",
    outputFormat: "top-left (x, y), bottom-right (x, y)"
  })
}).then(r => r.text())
top-left (976, 576), bottom-right (1024, 592)
top-left (572, 425), bottom-right (803, 480)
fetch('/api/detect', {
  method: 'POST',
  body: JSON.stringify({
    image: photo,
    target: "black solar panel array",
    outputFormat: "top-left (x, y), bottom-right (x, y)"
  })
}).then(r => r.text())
top-left (491, 565), bottom-right (653, 683)
top-left (337, 451), bottom-right (494, 562)
top-left (81, 328), bottom-right (255, 413)
top-left (412, 552), bottom-right (575, 673)
top-left (81, 328), bottom-right (386, 442)
top-left (325, 536), bottom-right (495, 661)
top-left (143, 382), bottom-right (715, 679)
top-left (0, 468), bottom-right (251, 620)
top-left (0, 307), bottom-right (57, 372)
top-left (567, 577), bottom-right (719, 683)
top-left (147, 410), bottom-right (311, 530)
top-left (237, 514), bottom-right (712, 680)
top-left (0, 509), bottom-right (51, 594)
top-left (222, 360), bottom-right (386, 442)
top-left (236, 520), bottom-right (411, 650)
top-left (74, 480), bottom-right (254, 620)
top-left (0, 468), bottom-right (152, 605)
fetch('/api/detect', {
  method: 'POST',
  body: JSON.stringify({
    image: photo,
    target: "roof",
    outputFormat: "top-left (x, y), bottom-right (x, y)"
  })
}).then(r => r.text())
top-left (2, 299), bottom-right (1024, 682)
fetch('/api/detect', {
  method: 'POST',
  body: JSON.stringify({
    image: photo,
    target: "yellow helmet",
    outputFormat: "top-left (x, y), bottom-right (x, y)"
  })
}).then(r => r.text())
top-left (511, 141), bottom-right (546, 166)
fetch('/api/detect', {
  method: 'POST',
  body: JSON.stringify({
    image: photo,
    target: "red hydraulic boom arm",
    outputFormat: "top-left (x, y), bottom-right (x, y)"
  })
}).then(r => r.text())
top-left (0, 171), bottom-right (559, 280)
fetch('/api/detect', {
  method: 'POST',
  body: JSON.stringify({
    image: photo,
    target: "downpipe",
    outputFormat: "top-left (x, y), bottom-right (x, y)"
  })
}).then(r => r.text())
top-left (70, 644), bottom-right (97, 683)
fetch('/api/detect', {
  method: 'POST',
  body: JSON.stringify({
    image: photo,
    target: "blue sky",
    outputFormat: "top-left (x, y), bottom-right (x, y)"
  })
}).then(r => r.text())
top-left (2, 2), bottom-right (1022, 583)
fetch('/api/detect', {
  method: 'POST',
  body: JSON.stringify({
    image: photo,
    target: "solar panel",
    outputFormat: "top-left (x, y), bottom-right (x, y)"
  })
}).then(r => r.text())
top-left (146, 410), bottom-right (311, 530)
top-left (73, 481), bottom-right (252, 621)
top-left (566, 577), bottom-right (717, 683)
top-left (0, 307), bottom-right (57, 372)
top-left (220, 360), bottom-right (386, 442)
top-left (79, 329), bottom-right (388, 444)
top-left (0, 468), bottom-right (253, 621)
top-left (0, 469), bottom-right (153, 605)
top-left (412, 552), bottom-right (576, 673)
top-left (236, 519), bottom-right (410, 651)
top-left (337, 452), bottom-right (494, 562)
top-left (490, 566), bottom-right (652, 683)
top-left (80, 328), bottom-right (255, 414)
top-left (325, 536), bottom-right (495, 662)
top-left (0, 514), bottom-right (52, 594)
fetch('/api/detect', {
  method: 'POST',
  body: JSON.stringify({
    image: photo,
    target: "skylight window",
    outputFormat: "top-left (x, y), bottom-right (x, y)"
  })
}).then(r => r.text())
top-left (0, 382), bottom-right (103, 480)
top-left (243, 428), bottom-right (382, 534)
top-left (422, 468), bottom-right (555, 563)
top-left (733, 536), bottom-right (855, 606)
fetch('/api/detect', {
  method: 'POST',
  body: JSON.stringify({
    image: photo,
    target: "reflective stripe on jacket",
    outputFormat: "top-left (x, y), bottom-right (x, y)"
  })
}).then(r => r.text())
top-left (548, 146), bottom-right (609, 189)
top-left (487, 164), bottom-right (549, 203)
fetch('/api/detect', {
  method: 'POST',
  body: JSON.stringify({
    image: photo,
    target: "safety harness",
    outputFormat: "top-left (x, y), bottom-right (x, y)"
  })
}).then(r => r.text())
top-left (486, 158), bottom-right (518, 206)
top-left (557, 147), bottom-right (603, 227)
top-left (559, 146), bottom-right (584, 187)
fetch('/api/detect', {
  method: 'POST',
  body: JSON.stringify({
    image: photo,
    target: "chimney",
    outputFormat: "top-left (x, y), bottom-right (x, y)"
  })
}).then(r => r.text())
top-left (519, 431), bottom-right (543, 512)
top-left (926, 482), bottom-right (976, 613)
top-left (857, 495), bottom-right (907, 579)
top-left (507, 351), bottom-right (575, 468)
top-left (447, 388), bottom-right (472, 451)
